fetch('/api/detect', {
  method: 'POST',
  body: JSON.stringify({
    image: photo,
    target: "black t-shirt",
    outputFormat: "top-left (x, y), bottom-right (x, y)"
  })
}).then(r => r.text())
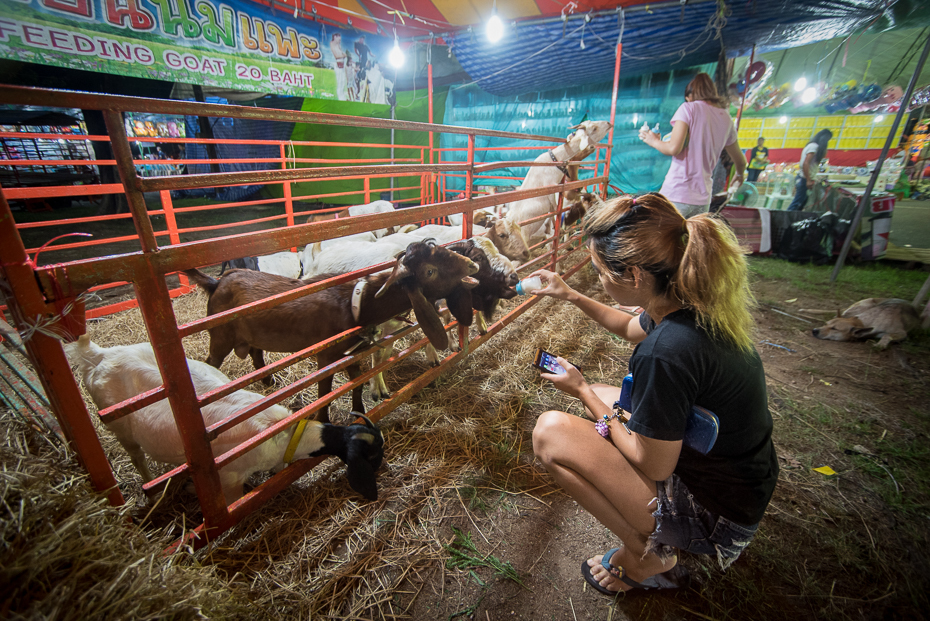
top-left (626, 310), bottom-right (778, 525)
top-left (749, 146), bottom-right (769, 169)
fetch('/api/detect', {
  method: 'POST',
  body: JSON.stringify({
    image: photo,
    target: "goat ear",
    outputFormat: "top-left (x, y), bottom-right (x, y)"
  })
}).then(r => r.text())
top-left (445, 288), bottom-right (474, 327)
top-left (375, 253), bottom-right (410, 298)
top-left (407, 286), bottom-right (450, 349)
top-left (579, 133), bottom-right (591, 151)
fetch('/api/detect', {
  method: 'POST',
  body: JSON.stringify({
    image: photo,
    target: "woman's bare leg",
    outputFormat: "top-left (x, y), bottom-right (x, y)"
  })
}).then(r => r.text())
top-left (532, 385), bottom-right (676, 592)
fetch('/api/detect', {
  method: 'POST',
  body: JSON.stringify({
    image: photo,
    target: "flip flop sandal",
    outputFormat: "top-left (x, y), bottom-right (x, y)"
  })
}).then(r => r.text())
top-left (580, 547), bottom-right (691, 596)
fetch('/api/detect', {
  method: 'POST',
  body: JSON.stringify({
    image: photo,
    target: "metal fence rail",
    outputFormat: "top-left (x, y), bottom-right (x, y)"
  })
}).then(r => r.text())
top-left (0, 84), bottom-right (609, 548)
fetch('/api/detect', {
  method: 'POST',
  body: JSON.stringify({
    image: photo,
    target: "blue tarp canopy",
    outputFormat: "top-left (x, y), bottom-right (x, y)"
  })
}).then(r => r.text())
top-left (447, 0), bottom-right (929, 97)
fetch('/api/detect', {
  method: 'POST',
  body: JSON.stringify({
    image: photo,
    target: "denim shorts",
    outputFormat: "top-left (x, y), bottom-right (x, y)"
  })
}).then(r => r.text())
top-left (645, 474), bottom-right (759, 570)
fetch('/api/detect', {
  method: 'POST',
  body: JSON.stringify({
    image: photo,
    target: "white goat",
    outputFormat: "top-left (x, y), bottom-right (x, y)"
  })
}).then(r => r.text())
top-left (220, 252), bottom-right (302, 279)
top-left (257, 251), bottom-right (302, 279)
top-left (385, 221), bottom-right (530, 265)
top-left (65, 336), bottom-right (384, 504)
top-left (302, 237), bottom-right (406, 280)
top-left (505, 120), bottom-right (611, 243)
top-left (300, 231), bottom-right (378, 277)
top-left (306, 199), bottom-right (397, 238)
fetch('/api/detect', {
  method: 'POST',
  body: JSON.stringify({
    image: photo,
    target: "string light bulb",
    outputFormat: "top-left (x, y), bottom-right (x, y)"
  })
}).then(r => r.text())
top-left (389, 30), bottom-right (405, 68)
top-left (794, 76), bottom-right (807, 92)
top-left (487, 9), bottom-right (504, 43)
top-left (801, 87), bottom-right (817, 104)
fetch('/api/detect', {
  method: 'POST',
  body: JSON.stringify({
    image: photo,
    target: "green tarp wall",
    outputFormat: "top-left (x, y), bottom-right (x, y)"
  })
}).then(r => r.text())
top-left (265, 88), bottom-right (448, 206)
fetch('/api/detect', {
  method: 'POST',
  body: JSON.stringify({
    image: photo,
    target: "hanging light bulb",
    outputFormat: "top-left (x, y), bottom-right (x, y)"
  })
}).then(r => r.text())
top-left (389, 36), bottom-right (405, 68)
top-left (487, 14), bottom-right (504, 42)
top-left (874, 115), bottom-right (884, 123)
top-left (779, 116), bottom-right (788, 124)
top-left (801, 87), bottom-right (817, 104)
top-left (794, 76), bottom-right (808, 92)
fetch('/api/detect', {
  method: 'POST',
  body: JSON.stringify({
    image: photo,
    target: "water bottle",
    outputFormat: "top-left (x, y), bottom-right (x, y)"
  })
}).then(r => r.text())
top-left (515, 275), bottom-right (543, 295)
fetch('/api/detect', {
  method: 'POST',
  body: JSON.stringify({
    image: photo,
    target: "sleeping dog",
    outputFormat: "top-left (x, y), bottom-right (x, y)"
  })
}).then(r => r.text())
top-left (808, 298), bottom-right (921, 350)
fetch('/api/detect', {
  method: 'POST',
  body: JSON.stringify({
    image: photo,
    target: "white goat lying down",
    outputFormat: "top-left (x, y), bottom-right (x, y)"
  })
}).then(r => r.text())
top-left (505, 120), bottom-right (612, 243)
top-left (65, 336), bottom-right (385, 504)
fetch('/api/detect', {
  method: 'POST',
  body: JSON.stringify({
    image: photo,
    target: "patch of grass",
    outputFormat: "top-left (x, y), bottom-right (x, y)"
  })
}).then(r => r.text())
top-left (748, 256), bottom-right (927, 301)
top-left (444, 526), bottom-right (525, 588)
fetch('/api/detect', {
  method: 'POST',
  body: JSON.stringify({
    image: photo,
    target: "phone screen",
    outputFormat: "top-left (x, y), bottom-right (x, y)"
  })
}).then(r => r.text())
top-left (535, 350), bottom-right (567, 375)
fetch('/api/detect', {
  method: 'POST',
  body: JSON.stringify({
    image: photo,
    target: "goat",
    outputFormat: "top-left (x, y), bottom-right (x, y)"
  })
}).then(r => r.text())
top-left (807, 298), bottom-right (922, 350)
top-left (302, 237), bottom-right (406, 280)
top-left (300, 231), bottom-right (379, 278)
top-left (369, 236), bottom-right (519, 400)
top-left (219, 256), bottom-right (259, 274)
top-left (444, 236), bottom-right (520, 342)
top-left (306, 200), bottom-right (397, 238)
top-left (184, 240), bottom-right (479, 423)
top-left (448, 207), bottom-right (499, 228)
top-left (563, 192), bottom-right (597, 228)
top-left (65, 335), bottom-right (384, 504)
top-left (505, 121), bottom-right (611, 244)
top-left (219, 252), bottom-right (302, 279)
top-left (387, 220), bottom-right (530, 265)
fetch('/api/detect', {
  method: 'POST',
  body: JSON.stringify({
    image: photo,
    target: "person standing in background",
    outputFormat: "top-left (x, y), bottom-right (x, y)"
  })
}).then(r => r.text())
top-left (354, 35), bottom-right (372, 88)
top-left (787, 130), bottom-right (833, 212)
top-left (639, 73), bottom-right (747, 218)
top-left (746, 137), bottom-right (769, 182)
top-left (330, 33), bottom-right (349, 101)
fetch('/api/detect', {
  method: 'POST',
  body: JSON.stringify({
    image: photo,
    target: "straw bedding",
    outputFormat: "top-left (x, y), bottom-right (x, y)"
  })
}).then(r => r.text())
top-left (1, 265), bottom-right (634, 619)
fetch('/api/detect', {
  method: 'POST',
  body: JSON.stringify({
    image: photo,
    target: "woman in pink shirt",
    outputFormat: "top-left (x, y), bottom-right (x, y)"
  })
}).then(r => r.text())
top-left (639, 73), bottom-right (746, 217)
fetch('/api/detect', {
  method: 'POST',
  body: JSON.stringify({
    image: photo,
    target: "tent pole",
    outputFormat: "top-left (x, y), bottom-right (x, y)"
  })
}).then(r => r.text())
top-left (830, 32), bottom-right (930, 283)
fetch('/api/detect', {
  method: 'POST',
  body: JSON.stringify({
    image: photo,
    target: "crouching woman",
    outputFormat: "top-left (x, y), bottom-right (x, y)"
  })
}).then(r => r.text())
top-left (530, 193), bottom-right (778, 595)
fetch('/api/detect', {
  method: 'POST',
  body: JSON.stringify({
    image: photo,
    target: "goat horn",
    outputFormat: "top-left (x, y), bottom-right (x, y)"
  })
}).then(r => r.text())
top-left (353, 412), bottom-right (377, 429)
top-left (375, 253), bottom-right (409, 298)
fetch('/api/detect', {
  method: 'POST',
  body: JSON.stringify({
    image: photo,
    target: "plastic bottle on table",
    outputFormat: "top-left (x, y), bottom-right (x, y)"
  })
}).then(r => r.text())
top-left (515, 275), bottom-right (543, 295)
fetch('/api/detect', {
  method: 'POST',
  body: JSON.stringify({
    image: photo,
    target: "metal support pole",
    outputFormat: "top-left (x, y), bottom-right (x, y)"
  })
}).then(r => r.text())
top-left (735, 45), bottom-right (755, 131)
top-left (831, 32), bottom-right (930, 283)
top-left (464, 134), bottom-right (475, 238)
top-left (428, 60), bottom-right (435, 204)
top-left (603, 15), bottom-right (623, 198)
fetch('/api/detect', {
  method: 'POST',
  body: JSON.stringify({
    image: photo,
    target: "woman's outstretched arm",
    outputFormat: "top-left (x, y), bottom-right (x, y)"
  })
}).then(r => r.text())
top-left (531, 270), bottom-right (647, 343)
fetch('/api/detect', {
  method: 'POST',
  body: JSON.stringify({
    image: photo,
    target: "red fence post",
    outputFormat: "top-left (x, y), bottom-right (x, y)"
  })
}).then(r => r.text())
top-left (0, 190), bottom-right (124, 507)
top-left (428, 61), bottom-right (435, 205)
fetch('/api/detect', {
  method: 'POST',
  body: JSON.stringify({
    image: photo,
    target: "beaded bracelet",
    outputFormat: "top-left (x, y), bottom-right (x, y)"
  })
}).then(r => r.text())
top-left (595, 400), bottom-right (632, 439)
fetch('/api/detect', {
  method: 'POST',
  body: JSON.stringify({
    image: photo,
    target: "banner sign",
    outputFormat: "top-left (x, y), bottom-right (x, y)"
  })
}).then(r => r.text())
top-left (0, 0), bottom-right (394, 102)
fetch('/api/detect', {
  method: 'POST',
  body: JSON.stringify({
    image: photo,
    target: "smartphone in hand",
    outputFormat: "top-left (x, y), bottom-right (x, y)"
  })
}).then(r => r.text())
top-left (533, 348), bottom-right (581, 375)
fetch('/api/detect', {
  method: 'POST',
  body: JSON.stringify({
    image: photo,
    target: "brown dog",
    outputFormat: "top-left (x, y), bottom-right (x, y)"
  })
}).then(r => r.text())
top-left (809, 298), bottom-right (920, 349)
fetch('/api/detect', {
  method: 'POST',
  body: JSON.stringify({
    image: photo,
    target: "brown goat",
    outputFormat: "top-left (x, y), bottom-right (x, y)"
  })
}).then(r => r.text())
top-left (185, 241), bottom-right (479, 423)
